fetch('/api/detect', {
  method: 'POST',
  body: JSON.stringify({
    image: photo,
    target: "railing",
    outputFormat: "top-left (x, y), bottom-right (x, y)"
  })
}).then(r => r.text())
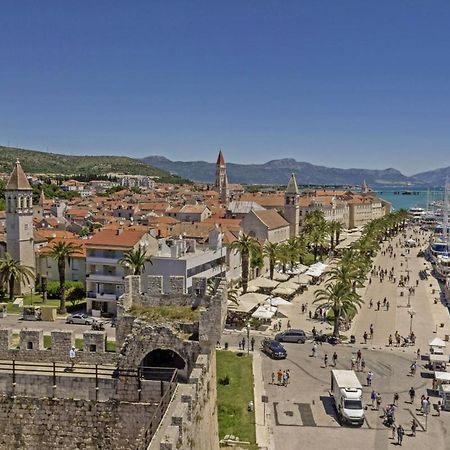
top-left (141, 368), bottom-right (178, 449)
top-left (0, 360), bottom-right (177, 403)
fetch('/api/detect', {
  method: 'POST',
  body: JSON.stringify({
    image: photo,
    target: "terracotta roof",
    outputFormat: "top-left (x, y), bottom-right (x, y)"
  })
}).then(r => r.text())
top-left (252, 209), bottom-right (289, 230)
top-left (240, 194), bottom-right (284, 208)
top-left (39, 238), bottom-right (86, 257)
top-left (66, 208), bottom-right (91, 218)
top-left (35, 229), bottom-right (76, 241)
top-left (179, 205), bottom-right (209, 214)
top-left (85, 228), bottom-right (147, 248)
top-left (6, 160), bottom-right (31, 191)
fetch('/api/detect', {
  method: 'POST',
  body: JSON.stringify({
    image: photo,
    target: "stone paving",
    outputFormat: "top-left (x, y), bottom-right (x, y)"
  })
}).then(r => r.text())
top-left (233, 225), bottom-right (450, 450)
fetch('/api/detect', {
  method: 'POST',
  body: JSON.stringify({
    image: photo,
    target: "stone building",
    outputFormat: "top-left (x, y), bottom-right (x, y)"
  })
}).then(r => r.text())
top-left (4, 160), bottom-right (35, 293)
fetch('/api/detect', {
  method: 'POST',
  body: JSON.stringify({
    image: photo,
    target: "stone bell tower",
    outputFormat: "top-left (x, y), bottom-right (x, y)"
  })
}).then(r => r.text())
top-left (283, 173), bottom-right (300, 237)
top-left (5, 160), bottom-right (35, 293)
top-left (214, 150), bottom-right (229, 205)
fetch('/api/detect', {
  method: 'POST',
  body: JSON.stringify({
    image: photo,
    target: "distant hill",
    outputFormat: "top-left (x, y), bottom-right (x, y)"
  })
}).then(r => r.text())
top-left (142, 155), bottom-right (423, 187)
top-left (0, 146), bottom-right (188, 183)
top-left (413, 167), bottom-right (450, 186)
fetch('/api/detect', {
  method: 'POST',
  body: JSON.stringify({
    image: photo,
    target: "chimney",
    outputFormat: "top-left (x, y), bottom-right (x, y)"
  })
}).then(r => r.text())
top-left (116, 228), bottom-right (124, 236)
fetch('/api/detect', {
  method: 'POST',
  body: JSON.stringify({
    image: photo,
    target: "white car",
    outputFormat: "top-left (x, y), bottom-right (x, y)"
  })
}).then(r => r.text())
top-left (66, 313), bottom-right (94, 325)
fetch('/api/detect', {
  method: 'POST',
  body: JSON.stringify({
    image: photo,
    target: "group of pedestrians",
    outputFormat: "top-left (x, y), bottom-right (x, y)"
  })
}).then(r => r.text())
top-left (271, 368), bottom-right (290, 386)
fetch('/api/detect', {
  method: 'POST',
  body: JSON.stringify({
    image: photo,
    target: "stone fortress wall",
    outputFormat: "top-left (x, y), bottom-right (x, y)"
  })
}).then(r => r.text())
top-left (0, 274), bottom-right (226, 450)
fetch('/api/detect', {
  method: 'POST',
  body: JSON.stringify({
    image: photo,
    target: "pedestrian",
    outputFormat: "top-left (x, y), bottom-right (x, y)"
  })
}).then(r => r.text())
top-left (360, 358), bottom-right (366, 372)
top-left (311, 342), bottom-right (317, 358)
top-left (367, 370), bottom-right (373, 386)
top-left (285, 369), bottom-right (290, 385)
top-left (369, 323), bottom-right (374, 338)
top-left (417, 348), bottom-right (421, 360)
top-left (308, 310), bottom-right (312, 319)
top-left (436, 400), bottom-right (442, 416)
top-left (386, 301), bottom-right (390, 311)
top-left (369, 299), bottom-right (373, 309)
top-left (409, 387), bottom-right (415, 404)
top-left (388, 334), bottom-right (393, 346)
top-left (377, 300), bottom-right (381, 311)
top-left (393, 392), bottom-right (399, 406)
top-left (363, 331), bottom-right (368, 344)
top-left (238, 340), bottom-right (242, 350)
top-left (251, 337), bottom-right (255, 352)
top-left (287, 320), bottom-right (291, 330)
top-left (410, 361), bottom-right (417, 376)
top-left (351, 358), bottom-right (355, 370)
top-left (271, 372), bottom-right (275, 384)
top-left (332, 351), bottom-right (338, 367)
top-left (278, 320), bottom-right (282, 331)
top-left (69, 346), bottom-right (76, 370)
top-left (411, 418), bottom-right (417, 437)
top-left (242, 337), bottom-right (246, 351)
top-left (397, 425), bottom-right (405, 446)
top-left (324, 354), bottom-right (328, 367)
top-left (371, 390), bottom-right (377, 407)
top-left (277, 369), bottom-right (283, 385)
top-left (356, 349), bottom-right (362, 361)
top-left (391, 423), bottom-right (397, 439)
top-left (282, 370), bottom-right (288, 387)
top-left (376, 393), bottom-right (382, 410)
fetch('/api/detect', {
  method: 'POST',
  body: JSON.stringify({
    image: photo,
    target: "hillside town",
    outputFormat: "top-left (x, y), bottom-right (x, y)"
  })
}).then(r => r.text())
top-left (1, 149), bottom-right (450, 450)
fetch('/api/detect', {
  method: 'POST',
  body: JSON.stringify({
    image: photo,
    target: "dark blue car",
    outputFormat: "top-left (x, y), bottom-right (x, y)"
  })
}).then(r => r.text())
top-left (261, 339), bottom-right (287, 359)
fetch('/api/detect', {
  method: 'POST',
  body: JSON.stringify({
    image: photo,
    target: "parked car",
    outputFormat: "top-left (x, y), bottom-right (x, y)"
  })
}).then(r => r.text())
top-left (275, 329), bottom-right (306, 344)
top-left (261, 338), bottom-right (287, 359)
top-left (66, 314), bottom-right (94, 325)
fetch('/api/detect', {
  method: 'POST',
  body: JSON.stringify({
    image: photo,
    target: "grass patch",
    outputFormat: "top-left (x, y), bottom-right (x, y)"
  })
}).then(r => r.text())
top-left (216, 350), bottom-right (256, 448)
top-left (130, 305), bottom-right (200, 322)
top-left (75, 338), bottom-right (84, 350)
top-left (43, 335), bottom-right (52, 349)
top-left (106, 340), bottom-right (116, 352)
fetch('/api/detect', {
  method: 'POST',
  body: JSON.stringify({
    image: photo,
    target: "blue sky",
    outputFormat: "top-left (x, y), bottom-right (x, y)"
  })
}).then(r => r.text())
top-left (1, 1), bottom-right (450, 175)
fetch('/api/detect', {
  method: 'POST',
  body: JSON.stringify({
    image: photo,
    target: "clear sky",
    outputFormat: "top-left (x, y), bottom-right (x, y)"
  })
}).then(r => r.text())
top-left (1, 1), bottom-right (450, 175)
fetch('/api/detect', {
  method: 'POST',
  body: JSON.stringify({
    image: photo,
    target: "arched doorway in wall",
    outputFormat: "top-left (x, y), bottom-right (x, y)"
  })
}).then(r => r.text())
top-left (140, 349), bottom-right (187, 381)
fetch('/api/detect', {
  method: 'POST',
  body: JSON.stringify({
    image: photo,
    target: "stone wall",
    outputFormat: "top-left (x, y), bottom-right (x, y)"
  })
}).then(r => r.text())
top-left (0, 396), bottom-right (156, 450)
top-left (0, 328), bottom-right (117, 365)
top-left (0, 371), bottom-right (169, 403)
top-left (148, 352), bottom-right (219, 450)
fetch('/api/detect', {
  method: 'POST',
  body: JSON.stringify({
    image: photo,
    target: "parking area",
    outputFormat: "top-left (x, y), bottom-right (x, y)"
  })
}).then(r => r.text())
top-left (260, 340), bottom-right (450, 450)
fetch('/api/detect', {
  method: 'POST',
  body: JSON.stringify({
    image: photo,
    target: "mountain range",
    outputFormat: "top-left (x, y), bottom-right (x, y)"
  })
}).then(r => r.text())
top-left (143, 155), bottom-right (450, 187)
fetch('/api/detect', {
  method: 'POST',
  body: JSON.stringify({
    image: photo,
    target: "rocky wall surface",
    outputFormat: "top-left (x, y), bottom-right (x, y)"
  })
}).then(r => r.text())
top-left (0, 396), bottom-right (156, 450)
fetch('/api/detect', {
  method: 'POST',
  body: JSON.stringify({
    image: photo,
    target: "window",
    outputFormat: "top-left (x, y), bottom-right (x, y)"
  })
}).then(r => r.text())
top-left (27, 342), bottom-right (33, 350)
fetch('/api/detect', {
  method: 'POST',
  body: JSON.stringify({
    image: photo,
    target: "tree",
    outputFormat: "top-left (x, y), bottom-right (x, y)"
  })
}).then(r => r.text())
top-left (0, 253), bottom-right (34, 301)
top-left (119, 246), bottom-right (153, 276)
top-left (303, 211), bottom-right (329, 261)
top-left (230, 233), bottom-right (260, 294)
top-left (48, 241), bottom-right (82, 314)
top-left (263, 241), bottom-right (279, 280)
top-left (227, 286), bottom-right (239, 305)
top-left (250, 245), bottom-right (264, 278)
top-left (328, 220), bottom-right (344, 250)
top-left (314, 281), bottom-right (363, 337)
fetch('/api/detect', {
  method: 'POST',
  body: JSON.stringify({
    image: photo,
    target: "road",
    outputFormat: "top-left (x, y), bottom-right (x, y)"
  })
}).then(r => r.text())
top-left (0, 314), bottom-right (116, 339)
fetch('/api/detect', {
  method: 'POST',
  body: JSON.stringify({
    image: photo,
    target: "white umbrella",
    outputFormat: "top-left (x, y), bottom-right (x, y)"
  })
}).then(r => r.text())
top-left (267, 297), bottom-right (292, 306)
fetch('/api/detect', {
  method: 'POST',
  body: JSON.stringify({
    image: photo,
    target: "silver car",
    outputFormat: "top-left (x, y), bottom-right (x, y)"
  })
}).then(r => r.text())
top-left (275, 329), bottom-right (306, 343)
top-left (66, 313), bottom-right (94, 325)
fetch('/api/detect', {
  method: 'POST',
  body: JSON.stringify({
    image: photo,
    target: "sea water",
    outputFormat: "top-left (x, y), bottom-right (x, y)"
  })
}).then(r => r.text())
top-left (376, 189), bottom-right (443, 211)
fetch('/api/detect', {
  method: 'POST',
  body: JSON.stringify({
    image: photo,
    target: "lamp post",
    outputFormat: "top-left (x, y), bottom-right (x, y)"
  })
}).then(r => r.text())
top-left (246, 322), bottom-right (251, 355)
top-left (408, 309), bottom-right (416, 335)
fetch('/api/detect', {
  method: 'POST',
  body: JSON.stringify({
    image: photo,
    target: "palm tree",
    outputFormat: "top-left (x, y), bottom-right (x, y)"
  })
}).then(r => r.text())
top-left (308, 225), bottom-right (328, 261)
top-left (314, 281), bottom-right (363, 337)
top-left (230, 233), bottom-right (260, 294)
top-left (48, 241), bottom-right (82, 314)
top-left (263, 241), bottom-right (279, 280)
top-left (227, 286), bottom-right (239, 305)
top-left (328, 220), bottom-right (344, 250)
top-left (0, 253), bottom-right (34, 301)
top-left (119, 246), bottom-right (153, 276)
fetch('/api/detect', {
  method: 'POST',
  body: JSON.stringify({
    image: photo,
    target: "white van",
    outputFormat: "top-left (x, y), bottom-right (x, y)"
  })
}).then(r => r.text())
top-left (331, 370), bottom-right (365, 426)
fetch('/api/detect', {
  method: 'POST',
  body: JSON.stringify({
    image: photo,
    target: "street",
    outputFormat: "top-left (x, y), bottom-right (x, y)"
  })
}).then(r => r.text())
top-left (0, 314), bottom-right (116, 339)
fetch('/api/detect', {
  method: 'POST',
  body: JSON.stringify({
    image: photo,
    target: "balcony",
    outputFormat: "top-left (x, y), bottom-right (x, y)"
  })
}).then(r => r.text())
top-left (86, 272), bottom-right (123, 283)
top-left (87, 291), bottom-right (118, 301)
top-left (86, 256), bottom-right (121, 265)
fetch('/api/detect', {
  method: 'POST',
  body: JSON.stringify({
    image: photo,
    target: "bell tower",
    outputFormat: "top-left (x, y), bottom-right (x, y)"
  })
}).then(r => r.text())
top-left (214, 150), bottom-right (229, 205)
top-left (5, 160), bottom-right (35, 293)
top-left (283, 173), bottom-right (300, 237)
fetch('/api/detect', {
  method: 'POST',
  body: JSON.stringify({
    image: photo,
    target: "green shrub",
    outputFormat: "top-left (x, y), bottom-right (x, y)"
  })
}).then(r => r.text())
top-left (46, 281), bottom-right (85, 301)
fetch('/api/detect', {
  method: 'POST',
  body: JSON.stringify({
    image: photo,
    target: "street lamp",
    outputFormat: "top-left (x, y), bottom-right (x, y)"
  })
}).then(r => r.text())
top-left (408, 309), bottom-right (416, 335)
top-left (246, 322), bottom-right (251, 355)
